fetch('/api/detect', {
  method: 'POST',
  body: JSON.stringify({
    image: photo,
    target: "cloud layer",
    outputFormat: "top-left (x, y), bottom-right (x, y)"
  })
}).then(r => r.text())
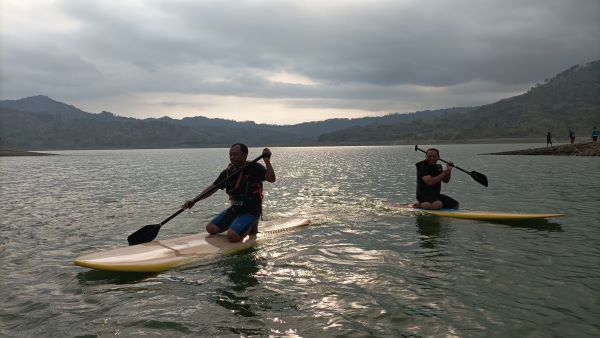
top-left (2, 0), bottom-right (599, 124)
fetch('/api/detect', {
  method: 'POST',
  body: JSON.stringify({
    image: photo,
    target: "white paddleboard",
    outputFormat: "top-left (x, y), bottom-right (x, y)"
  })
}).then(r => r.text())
top-left (74, 218), bottom-right (310, 273)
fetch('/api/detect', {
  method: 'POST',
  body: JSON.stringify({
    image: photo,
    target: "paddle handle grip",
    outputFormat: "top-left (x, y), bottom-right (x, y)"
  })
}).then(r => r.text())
top-left (414, 145), bottom-right (469, 175)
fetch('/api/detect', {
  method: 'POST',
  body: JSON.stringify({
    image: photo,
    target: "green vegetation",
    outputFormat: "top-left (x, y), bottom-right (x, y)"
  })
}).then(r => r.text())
top-left (1, 60), bottom-right (598, 150)
top-left (0, 98), bottom-right (469, 149)
top-left (318, 60), bottom-right (600, 143)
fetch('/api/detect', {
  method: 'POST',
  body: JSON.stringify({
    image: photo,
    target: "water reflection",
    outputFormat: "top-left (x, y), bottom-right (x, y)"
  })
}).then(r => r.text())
top-left (77, 270), bottom-right (157, 285)
top-left (2, 146), bottom-right (596, 337)
top-left (485, 219), bottom-right (563, 232)
top-left (221, 249), bottom-right (262, 291)
top-left (415, 216), bottom-right (443, 250)
top-left (212, 248), bottom-right (263, 317)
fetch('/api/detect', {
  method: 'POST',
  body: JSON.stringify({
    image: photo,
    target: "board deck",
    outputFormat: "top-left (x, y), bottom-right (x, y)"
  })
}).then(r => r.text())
top-left (74, 218), bottom-right (310, 273)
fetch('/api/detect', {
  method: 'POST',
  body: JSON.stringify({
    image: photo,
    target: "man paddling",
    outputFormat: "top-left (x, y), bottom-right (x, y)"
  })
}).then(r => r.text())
top-left (182, 143), bottom-right (275, 242)
top-left (414, 148), bottom-right (459, 210)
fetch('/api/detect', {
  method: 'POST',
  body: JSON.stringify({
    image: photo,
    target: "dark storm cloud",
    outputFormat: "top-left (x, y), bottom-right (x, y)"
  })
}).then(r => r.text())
top-left (143, 0), bottom-right (600, 86)
top-left (1, 0), bottom-right (598, 121)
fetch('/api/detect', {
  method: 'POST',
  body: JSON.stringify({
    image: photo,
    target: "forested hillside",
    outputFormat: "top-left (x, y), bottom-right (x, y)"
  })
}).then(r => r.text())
top-left (1, 60), bottom-right (598, 149)
top-left (318, 60), bottom-right (600, 143)
top-left (0, 97), bottom-right (469, 149)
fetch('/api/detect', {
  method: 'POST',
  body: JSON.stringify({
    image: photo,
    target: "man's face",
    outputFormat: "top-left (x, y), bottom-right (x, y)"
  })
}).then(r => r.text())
top-left (229, 145), bottom-right (247, 167)
top-left (426, 150), bottom-right (439, 165)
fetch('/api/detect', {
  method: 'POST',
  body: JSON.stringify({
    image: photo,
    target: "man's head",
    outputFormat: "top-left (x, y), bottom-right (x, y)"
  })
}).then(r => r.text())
top-left (229, 143), bottom-right (248, 167)
top-left (425, 148), bottom-right (440, 165)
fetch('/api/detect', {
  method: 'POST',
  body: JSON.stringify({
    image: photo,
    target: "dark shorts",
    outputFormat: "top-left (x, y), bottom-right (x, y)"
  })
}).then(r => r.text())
top-left (417, 193), bottom-right (459, 209)
top-left (210, 207), bottom-right (259, 236)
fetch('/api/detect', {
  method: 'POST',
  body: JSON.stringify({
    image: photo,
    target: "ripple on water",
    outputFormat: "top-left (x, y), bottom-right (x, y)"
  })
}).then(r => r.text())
top-left (1, 146), bottom-right (599, 336)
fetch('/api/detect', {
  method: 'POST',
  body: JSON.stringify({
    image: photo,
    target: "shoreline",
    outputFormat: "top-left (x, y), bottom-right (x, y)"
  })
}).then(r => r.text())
top-left (484, 141), bottom-right (600, 156)
top-left (0, 149), bottom-right (57, 156)
top-left (2, 140), bottom-right (598, 156)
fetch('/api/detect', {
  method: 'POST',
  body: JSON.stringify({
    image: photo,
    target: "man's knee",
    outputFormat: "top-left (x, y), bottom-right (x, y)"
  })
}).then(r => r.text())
top-left (227, 229), bottom-right (243, 242)
top-left (441, 196), bottom-right (459, 209)
top-left (206, 223), bottom-right (220, 234)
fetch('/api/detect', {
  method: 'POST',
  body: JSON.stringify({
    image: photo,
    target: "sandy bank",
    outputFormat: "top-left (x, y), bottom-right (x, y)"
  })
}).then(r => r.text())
top-left (486, 142), bottom-right (600, 156)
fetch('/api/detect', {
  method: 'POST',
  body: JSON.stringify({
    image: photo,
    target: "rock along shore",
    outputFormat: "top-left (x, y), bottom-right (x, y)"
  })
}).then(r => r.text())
top-left (486, 142), bottom-right (600, 156)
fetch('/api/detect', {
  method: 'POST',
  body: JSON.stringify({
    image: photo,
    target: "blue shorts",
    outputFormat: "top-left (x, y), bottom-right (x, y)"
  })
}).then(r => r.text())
top-left (210, 208), bottom-right (259, 236)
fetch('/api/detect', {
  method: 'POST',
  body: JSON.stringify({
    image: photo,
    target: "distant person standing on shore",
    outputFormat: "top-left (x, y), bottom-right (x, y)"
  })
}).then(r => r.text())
top-left (592, 127), bottom-right (599, 142)
top-left (546, 132), bottom-right (553, 147)
top-left (569, 130), bottom-right (575, 144)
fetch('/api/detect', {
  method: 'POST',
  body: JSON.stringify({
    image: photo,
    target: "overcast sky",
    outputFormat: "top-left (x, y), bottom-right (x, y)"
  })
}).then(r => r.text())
top-left (1, 0), bottom-right (599, 124)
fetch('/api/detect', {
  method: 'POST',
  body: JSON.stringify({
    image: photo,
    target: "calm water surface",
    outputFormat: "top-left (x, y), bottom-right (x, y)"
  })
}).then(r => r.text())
top-left (1, 145), bottom-right (599, 337)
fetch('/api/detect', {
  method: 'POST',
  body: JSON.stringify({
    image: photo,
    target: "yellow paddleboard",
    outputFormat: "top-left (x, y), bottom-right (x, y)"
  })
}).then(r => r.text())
top-left (416, 209), bottom-right (564, 220)
top-left (74, 218), bottom-right (310, 273)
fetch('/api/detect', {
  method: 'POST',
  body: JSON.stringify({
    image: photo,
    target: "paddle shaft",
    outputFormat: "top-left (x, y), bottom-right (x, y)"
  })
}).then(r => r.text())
top-left (414, 146), bottom-right (470, 175)
top-left (157, 154), bottom-right (265, 227)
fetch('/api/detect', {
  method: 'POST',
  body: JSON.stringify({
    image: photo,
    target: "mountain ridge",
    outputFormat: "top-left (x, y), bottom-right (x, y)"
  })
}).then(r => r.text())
top-left (0, 96), bottom-right (471, 149)
top-left (1, 60), bottom-right (598, 150)
top-left (318, 60), bottom-right (600, 144)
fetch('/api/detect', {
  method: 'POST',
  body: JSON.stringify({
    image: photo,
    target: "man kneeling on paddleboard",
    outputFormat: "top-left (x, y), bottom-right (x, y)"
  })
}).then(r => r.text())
top-left (414, 148), bottom-right (459, 210)
top-left (182, 143), bottom-right (275, 242)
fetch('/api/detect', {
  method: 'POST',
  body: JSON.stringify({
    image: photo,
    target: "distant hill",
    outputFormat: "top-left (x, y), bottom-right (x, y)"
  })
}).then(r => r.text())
top-left (179, 108), bottom-right (473, 139)
top-left (0, 95), bottom-right (89, 117)
top-left (276, 107), bottom-right (473, 138)
top-left (0, 95), bottom-right (470, 150)
top-left (318, 60), bottom-right (600, 144)
top-left (2, 60), bottom-right (598, 150)
top-left (0, 106), bottom-right (212, 149)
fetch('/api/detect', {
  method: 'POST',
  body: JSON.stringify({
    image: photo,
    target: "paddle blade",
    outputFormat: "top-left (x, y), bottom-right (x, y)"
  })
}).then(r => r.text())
top-left (469, 171), bottom-right (488, 187)
top-left (127, 223), bottom-right (161, 245)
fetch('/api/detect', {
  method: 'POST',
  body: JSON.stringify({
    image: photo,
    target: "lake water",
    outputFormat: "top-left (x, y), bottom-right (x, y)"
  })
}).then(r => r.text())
top-left (1, 144), bottom-right (599, 337)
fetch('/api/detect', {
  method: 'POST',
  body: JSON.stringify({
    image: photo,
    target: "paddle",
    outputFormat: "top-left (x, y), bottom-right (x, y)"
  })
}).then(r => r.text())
top-left (415, 145), bottom-right (488, 187)
top-left (127, 154), bottom-right (266, 245)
